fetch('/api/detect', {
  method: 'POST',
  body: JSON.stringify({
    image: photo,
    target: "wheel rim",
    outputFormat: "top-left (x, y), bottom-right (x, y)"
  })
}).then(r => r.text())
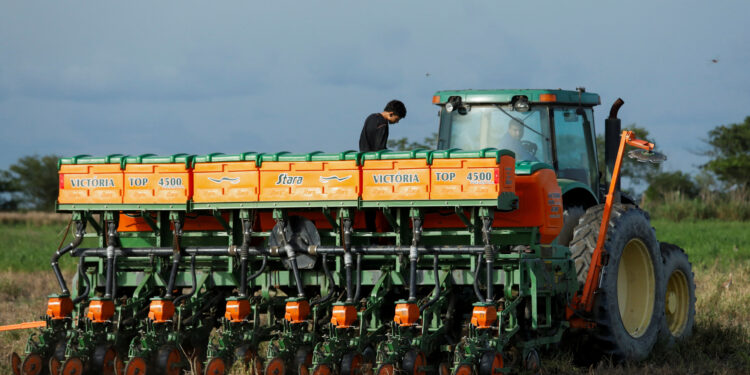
top-left (617, 238), bottom-right (655, 338)
top-left (439, 362), bottom-right (451, 375)
top-left (22, 353), bottom-right (43, 375)
top-left (11, 352), bottom-right (22, 375)
top-left (666, 268), bottom-right (690, 336)
top-left (61, 357), bottom-right (84, 375)
top-left (114, 355), bottom-right (125, 375)
top-left (313, 364), bottom-right (332, 375)
top-left (48, 357), bottom-right (61, 375)
top-left (204, 357), bottom-right (226, 375)
top-left (265, 357), bottom-right (285, 375)
top-left (125, 357), bottom-right (148, 375)
top-left (376, 364), bottom-right (395, 375)
top-left (299, 364), bottom-right (310, 375)
top-left (453, 364), bottom-right (473, 375)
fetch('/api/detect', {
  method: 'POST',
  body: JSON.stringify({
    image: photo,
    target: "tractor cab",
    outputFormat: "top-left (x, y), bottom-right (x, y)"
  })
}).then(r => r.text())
top-left (434, 88), bottom-right (602, 205)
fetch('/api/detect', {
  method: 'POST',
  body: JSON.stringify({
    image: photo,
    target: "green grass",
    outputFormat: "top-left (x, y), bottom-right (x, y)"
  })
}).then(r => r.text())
top-left (0, 222), bottom-right (98, 272)
top-left (651, 219), bottom-right (750, 269)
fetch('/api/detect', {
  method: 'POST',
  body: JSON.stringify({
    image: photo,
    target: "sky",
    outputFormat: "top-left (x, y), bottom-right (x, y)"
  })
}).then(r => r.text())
top-left (1, 1), bottom-right (749, 182)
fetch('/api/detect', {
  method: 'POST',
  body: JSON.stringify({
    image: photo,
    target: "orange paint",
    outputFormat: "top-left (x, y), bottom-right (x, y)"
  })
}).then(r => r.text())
top-left (430, 155), bottom-right (515, 200)
top-left (330, 304), bottom-right (357, 328)
top-left (394, 302), bottom-right (420, 326)
top-left (58, 164), bottom-right (124, 204)
top-left (284, 300), bottom-right (310, 323)
top-left (225, 299), bottom-right (251, 323)
top-left (361, 159), bottom-right (430, 201)
top-left (46, 296), bottom-right (73, 320)
top-left (123, 163), bottom-right (191, 204)
top-left (148, 299), bottom-right (175, 323)
top-left (87, 299), bottom-right (115, 323)
top-left (470, 305), bottom-right (498, 329)
top-left (193, 161), bottom-right (259, 203)
top-left (259, 160), bottom-right (359, 202)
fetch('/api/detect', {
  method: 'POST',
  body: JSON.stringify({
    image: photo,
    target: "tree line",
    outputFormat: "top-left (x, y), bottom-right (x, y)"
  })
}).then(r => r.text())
top-left (1, 117), bottom-right (748, 213)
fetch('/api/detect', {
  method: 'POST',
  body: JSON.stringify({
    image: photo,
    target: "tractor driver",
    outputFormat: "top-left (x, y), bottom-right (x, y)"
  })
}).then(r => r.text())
top-left (498, 119), bottom-right (537, 161)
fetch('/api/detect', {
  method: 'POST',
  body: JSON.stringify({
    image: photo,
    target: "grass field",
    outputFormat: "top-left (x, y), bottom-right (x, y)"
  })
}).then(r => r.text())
top-left (0, 219), bottom-right (748, 374)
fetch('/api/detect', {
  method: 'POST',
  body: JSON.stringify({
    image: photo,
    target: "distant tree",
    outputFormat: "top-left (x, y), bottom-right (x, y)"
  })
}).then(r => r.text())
top-left (0, 170), bottom-right (20, 210)
top-left (644, 171), bottom-right (698, 201)
top-left (701, 116), bottom-right (750, 188)
top-left (7, 155), bottom-right (60, 211)
top-left (596, 125), bottom-right (662, 186)
top-left (387, 133), bottom-right (438, 151)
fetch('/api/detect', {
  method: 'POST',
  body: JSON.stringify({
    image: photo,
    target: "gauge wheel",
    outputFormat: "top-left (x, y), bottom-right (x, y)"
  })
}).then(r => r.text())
top-left (204, 357), bottom-right (226, 375)
top-left (124, 357), bottom-right (148, 375)
top-left (60, 357), bottom-right (84, 375)
top-left (452, 364), bottom-right (474, 375)
top-left (375, 363), bottom-right (395, 375)
top-left (11, 352), bottom-right (22, 375)
top-left (264, 357), bottom-right (286, 375)
top-left (478, 352), bottom-right (503, 375)
top-left (312, 364), bottom-right (332, 375)
top-left (341, 352), bottom-right (363, 375)
top-left (92, 346), bottom-right (118, 375)
top-left (156, 346), bottom-right (183, 375)
top-left (401, 350), bottom-right (426, 375)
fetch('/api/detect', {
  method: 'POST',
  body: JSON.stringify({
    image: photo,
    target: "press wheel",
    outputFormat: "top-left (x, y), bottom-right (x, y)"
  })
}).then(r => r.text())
top-left (92, 346), bottom-right (118, 375)
top-left (376, 363), bottom-right (395, 375)
top-left (204, 357), bottom-right (226, 375)
top-left (156, 346), bottom-right (183, 375)
top-left (11, 352), bottom-right (22, 375)
top-left (21, 353), bottom-right (43, 375)
top-left (295, 347), bottom-right (313, 370)
top-left (401, 350), bottom-right (426, 375)
top-left (312, 364), bottom-right (332, 375)
top-left (341, 352), bottom-right (363, 375)
top-left (298, 364), bottom-right (310, 375)
top-left (60, 357), bottom-right (84, 375)
top-left (264, 357), bottom-right (286, 375)
top-left (478, 352), bottom-right (503, 375)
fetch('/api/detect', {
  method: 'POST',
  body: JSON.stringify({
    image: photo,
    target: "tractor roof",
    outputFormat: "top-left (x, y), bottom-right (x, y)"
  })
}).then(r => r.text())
top-left (432, 89), bottom-right (600, 106)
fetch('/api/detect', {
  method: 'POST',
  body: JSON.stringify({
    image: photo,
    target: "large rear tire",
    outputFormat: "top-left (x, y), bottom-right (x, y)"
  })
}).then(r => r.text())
top-left (658, 242), bottom-right (696, 346)
top-left (569, 204), bottom-right (664, 362)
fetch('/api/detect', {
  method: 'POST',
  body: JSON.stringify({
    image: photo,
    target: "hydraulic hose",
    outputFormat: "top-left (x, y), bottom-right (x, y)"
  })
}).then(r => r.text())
top-left (353, 253), bottom-right (362, 302)
top-left (72, 256), bottom-right (91, 305)
top-left (52, 221), bottom-right (86, 296)
top-left (164, 219), bottom-right (183, 299)
top-left (342, 218), bottom-right (354, 303)
top-left (247, 255), bottom-right (268, 282)
top-left (313, 254), bottom-right (336, 306)
top-left (473, 253), bottom-right (484, 301)
top-left (173, 254), bottom-right (197, 306)
top-left (238, 218), bottom-right (252, 298)
top-left (104, 220), bottom-right (118, 299)
top-left (419, 254), bottom-right (441, 313)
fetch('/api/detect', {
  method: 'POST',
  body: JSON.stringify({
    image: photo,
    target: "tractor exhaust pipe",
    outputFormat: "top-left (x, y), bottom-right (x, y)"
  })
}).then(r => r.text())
top-left (605, 98), bottom-right (625, 203)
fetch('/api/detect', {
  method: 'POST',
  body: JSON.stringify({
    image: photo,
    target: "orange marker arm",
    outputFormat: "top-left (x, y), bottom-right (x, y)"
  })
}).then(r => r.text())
top-left (0, 321), bottom-right (46, 332)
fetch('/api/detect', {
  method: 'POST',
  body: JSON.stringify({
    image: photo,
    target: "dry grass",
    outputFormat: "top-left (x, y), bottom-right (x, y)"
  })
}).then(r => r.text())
top-left (0, 211), bottom-right (69, 226)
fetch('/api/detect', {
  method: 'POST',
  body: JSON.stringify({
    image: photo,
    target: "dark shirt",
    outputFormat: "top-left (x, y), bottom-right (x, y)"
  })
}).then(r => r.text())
top-left (498, 133), bottom-right (537, 161)
top-left (359, 113), bottom-right (389, 152)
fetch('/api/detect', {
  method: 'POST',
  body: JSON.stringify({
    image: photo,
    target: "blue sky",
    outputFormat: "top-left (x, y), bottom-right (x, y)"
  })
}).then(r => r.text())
top-left (2, 1), bottom-right (748, 181)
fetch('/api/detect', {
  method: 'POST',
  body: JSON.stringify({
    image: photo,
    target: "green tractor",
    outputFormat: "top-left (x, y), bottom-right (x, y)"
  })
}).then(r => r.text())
top-left (432, 88), bottom-right (696, 359)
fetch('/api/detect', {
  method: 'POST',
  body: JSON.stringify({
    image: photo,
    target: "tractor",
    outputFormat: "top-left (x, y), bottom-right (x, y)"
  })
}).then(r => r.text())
top-left (6, 88), bottom-right (695, 375)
